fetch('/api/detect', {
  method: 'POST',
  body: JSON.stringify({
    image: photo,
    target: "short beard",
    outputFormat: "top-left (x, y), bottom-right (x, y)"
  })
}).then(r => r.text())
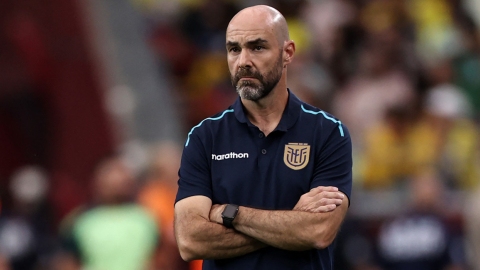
top-left (231, 51), bottom-right (284, 102)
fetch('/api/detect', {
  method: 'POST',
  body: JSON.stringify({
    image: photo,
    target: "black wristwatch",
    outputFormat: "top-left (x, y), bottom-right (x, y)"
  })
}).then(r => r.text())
top-left (221, 204), bottom-right (239, 228)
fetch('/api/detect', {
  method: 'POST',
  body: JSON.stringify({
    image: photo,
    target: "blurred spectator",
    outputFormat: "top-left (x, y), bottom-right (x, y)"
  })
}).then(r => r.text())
top-left (334, 216), bottom-right (382, 270)
top-left (423, 62), bottom-right (479, 189)
top-left (375, 171), bottom-right (466, 270)
top-left (405, 0), bottom-right (463, 63)
top-left (180, 0), bottom-right (237, 52)
top-left (360, 104), bottom-right (416, 188)
top-left (287, 53), bottom-right (334, 109)
top-left (183, 51), bottom-right (236, 128)
top-left (57, 155), bottom-right (158, 270)
top-left (453, 18), bottom-right (480, 120)
top-left (0, 166), bottom-right (56, 270)
top-left (138, 141), bottom-right (188, 270)
top-left (360, 0), bottom-right (407, 35)
top-left (333, 38), bottom-right (415, 148)
top-left (302, 0), bottom-right (356, 63)
top-left (284, 6), bottom-right (337, 109)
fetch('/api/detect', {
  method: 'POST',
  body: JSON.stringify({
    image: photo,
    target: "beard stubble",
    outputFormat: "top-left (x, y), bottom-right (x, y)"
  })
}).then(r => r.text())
top-left (231, 51), bottom-right (284, 101)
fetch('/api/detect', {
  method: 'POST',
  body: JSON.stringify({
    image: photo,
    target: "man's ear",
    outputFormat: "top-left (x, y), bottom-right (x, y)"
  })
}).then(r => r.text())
top-left (283, 40), bottom-right (296, 67)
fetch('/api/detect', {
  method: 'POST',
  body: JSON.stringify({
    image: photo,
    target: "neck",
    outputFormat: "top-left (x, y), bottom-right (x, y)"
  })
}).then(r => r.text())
top-left (241, 82), bottom-right (288, 136)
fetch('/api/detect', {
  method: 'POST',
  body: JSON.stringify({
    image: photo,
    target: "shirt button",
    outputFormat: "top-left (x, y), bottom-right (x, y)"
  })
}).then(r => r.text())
top-left (259, 133), bottom-right (264, 138)
top-left (261, 149), bottom-right (267, 154)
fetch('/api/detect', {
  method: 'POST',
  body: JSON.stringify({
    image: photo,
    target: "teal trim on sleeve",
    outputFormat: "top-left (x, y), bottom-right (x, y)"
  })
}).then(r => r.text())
top-left (185, 109), bottom-right (235, 146)
top-left (301, 104), bottom-right (344, 137)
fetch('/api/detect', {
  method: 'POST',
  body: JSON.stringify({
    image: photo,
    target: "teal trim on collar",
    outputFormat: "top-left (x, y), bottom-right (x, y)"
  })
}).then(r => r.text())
top-left (185, 109), bottom-right (235, 146)
top-left (301, 105), bottom-right (344, 137)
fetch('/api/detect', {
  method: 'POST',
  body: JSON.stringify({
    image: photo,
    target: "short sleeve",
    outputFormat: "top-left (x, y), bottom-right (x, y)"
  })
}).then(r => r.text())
top-left (175, 132), bottom-right (212, 205)
top-left (311, 124), bottom-right (353, 204)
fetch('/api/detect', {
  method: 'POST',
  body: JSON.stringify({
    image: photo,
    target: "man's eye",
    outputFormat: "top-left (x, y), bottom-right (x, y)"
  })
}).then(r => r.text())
top-left (254, 46), bottom-right (263, 51)
top-left (230, 47), bottom-right (240, 52)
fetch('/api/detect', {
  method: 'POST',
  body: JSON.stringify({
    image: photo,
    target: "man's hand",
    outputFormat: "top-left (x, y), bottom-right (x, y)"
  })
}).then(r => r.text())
top-left (293, 186), bottom-right (344, 213)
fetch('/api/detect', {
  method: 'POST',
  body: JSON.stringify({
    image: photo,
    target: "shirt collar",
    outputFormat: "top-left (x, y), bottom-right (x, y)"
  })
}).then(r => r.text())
top-left (232, 88), bottom-right (301, 132)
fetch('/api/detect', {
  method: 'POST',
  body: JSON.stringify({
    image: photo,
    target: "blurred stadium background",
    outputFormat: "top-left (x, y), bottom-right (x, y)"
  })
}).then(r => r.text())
top-left (1, 0), bottom-right (480, 269)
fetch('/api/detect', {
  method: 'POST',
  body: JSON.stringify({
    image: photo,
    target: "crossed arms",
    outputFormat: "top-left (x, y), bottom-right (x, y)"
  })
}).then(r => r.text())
top-left (174, 186), bottom-right (348, 261)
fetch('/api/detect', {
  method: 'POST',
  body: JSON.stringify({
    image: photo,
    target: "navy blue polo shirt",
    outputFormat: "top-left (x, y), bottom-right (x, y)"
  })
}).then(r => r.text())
top-left (176, 89), bottom-right (352, 270)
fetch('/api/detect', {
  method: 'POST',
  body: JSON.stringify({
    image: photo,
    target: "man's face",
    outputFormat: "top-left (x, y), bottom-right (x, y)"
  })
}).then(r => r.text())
top-left (95, 159), bottom-right (134, 203)
top-left (226, 26), bottom-right (284, 101)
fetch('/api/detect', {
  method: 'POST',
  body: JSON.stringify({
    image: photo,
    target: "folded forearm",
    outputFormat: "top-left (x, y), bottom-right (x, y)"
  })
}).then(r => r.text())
top-left (177, 215), bottom-right (266, 261)
top-left (232, 207), bottom-right (338, 251)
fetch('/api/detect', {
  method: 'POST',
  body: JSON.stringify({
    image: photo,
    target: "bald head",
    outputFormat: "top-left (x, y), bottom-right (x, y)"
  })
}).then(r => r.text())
top-left (227, 5), bottom-right (289, 47)
top-left (225, 5), bottom-right (295, 101)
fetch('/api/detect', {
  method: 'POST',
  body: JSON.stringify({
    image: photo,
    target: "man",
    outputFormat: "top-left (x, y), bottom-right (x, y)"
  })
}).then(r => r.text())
top-left (174, 5), bottom-right (352, 270)
top-left (57, 156), bottom-right (158, 270)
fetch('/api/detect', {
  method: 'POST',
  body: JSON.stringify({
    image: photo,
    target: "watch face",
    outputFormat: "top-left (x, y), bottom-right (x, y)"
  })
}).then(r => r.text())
top-left (223, 205), bottom-right (238, 218)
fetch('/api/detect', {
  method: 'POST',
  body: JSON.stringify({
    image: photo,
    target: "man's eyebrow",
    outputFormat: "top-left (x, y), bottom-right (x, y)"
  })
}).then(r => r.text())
top-left (247, 38), bottom-right (268, 45)
top-left (226, 41), bottom-right (239, 47)
top-left (226, 38), bottom-right (269, 47)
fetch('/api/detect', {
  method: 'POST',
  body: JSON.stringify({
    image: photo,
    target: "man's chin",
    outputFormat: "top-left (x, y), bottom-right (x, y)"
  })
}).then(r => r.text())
top-left (237, 87), bottom-right (262, 101)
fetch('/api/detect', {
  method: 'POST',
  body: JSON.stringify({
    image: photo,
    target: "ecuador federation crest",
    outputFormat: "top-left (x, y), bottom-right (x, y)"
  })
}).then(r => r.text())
top-left (284, 143), bottom-right (310, 170)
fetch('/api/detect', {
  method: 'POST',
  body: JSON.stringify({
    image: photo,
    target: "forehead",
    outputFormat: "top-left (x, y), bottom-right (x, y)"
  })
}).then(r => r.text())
top-left (226, 21), bottom-right (277, 44)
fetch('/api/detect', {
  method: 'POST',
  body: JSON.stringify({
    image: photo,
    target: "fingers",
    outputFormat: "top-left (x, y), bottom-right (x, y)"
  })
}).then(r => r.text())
top-left (314, 204), bottom-right (337, 213)
top-left (295, 197), bottom-right (342, 212)
top-left (309, 186), bottom-right (338, 194)
top-left (300, 204), bottom-right (337, 213)
top-left (295, 187), bottom-right (346, 213)
top-left (313, 191), bottom-right (345, 201)
top-left (306, 198), bottom-right (341, 213)
top-left (318, 198), bottom-right (343, 206)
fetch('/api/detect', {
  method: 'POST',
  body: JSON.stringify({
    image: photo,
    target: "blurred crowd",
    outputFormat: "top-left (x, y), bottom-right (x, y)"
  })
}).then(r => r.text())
top-left (1, 0), bottom-right (480, 269)
top-left (0, 142), bottom-right (189, 270)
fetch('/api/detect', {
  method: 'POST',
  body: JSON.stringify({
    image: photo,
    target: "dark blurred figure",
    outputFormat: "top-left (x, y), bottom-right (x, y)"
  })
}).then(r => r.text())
top-left (167, 0), bottom-right (239, 130)
top-left (0, 8), bottom-right (52, 179)
top-left (0, 166), bottom-right (56, 270)
top-left (55, 155), bottom-right (158, 270)
top-left (333, 215), bottom-right (383, 270)
top-left (453, 17), bottom-right (480, 121)
top-left (181, 0), bottom-right (237, 52)
top-left (375, 172), bottom-right (466, 270)
top-left (138, 141), bottom-right (189, 270)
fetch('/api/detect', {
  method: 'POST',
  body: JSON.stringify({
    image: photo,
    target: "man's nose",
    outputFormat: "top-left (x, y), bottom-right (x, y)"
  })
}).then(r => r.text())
top-left (238, 49), bottom-right (252, 68)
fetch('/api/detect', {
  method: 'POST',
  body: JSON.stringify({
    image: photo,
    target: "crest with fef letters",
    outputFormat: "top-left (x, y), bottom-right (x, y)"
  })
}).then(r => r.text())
top-left (284, 143), bottom-right (310, 170)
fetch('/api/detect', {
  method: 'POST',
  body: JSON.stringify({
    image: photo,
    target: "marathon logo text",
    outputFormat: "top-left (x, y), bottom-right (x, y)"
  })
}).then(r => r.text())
top-left (212, 152), bottom-right (249, 160)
